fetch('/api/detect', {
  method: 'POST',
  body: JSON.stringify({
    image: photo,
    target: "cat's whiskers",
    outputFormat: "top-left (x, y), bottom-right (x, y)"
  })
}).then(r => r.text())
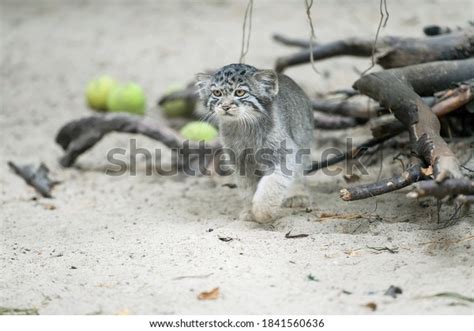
top-left (199, 110), bottom-right (218, 125)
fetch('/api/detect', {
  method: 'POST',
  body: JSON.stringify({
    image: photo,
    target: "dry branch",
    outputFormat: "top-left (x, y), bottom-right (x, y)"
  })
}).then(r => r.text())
top-left (55, 114), bottom-right (220, 169)
top-left (313, 111), bottom-right (368, 130)
top-left (324, 88), bottom-right (360, 98)
top-left (8, 162), bottom-right (59, 198)
top-left (423, 24), bottom-right (471, 36)
top-left (456, 195), bottom-right (474, 204)
top-left (312, 79), bottom-right (473, 179)
top-left (353, 59), bottom-right (474, 181)
top-left (370, 81), bottom-right (473, 138)
top-left (339, 78), bottom-right (474, 201)
top-left (340, 157), bottom-right (426, 201)
top-left (272, 33), bottom-right (311, 48)
top-left (431, 80), bottom-right (474, 116)
top-left (306, 131), bottom-right (399, 173)
top-left (275, 29), bottom-right (474, 72)
top-left (407, 179), bottom-right (474, 199)
top-left (312, 98), bottom-right (382, 119)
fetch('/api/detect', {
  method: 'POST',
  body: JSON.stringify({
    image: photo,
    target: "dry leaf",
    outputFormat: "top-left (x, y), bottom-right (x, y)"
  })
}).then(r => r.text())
top-left (197, 287), bottom-right (220, 300)
top-left (365, 302), bottom-right (377, 311)
top-left (41, 203), bottom-right (56, 210)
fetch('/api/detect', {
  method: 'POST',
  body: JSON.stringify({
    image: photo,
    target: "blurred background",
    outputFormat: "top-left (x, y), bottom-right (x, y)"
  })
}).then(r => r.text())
top-left (2, 0), bottom-right (472, 166)
top-left (1, 0), bottom-right (473, 315)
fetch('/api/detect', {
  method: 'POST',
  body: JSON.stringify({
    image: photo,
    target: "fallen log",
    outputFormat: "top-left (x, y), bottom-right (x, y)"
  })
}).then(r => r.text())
top-left (275, 29), bottom-right (474, 72)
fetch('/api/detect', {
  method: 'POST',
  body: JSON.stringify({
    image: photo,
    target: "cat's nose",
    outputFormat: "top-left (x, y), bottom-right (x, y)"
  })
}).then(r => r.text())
top-left (221, 104), bottom-right (231, 111)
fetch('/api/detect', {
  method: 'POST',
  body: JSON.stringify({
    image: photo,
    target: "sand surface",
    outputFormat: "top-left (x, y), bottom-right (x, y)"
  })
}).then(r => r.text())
top-left (1, 0), bottom-right (473, 314)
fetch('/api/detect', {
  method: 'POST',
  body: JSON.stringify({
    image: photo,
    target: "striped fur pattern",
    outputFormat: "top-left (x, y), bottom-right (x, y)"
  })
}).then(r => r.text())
top-left (196, 64), bottom-right (276, 126)
top-left (196, 63), bottom-right (314, 224)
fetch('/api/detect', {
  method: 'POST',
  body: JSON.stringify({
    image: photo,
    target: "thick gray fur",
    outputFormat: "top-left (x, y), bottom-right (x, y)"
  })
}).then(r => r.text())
top-left (196, 63), bottom-right (313, 223)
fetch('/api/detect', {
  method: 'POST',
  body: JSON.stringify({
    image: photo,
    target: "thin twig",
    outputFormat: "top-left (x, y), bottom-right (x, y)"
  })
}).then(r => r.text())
top-left (361, 0), bottom-right (389, 75)
top-left (304, 0), bottom-right (319, 74)
top-left (172, 273), bottom-right (214, 281)
top-left (285, 231), bottom-right (309, 239)
top-left (239, 0), bottom-right (254, 63)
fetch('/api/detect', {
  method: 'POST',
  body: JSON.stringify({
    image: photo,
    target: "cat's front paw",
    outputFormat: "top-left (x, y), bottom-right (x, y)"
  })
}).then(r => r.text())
top-left (282, 195), bottom-right (310, 208)
top-left (239, 208), bottom-right (255, 222)
top-left (251, 204), bottom-right (280, 224)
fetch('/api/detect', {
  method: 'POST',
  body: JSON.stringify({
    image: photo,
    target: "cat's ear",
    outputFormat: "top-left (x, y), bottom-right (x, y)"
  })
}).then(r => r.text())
top-left (195, 73), bottom-right (211, 100)
top-left (254, 70), bottom-right (279, 96)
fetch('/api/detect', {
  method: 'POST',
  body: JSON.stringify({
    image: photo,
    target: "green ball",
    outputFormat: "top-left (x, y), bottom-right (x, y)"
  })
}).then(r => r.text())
top-left (107, 83), bottom-right (146, 115)
top-left (85, 76), bottom-right (118, 111)
top-left (180, 122), bottom-right (218, 142)
top-left (161, 83), bottom-right (194, 117)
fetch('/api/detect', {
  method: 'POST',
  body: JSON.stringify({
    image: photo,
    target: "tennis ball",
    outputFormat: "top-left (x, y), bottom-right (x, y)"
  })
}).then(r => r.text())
top-left (107, 83), bottom-right (146, 115)
top-left (85, 76), bottom-right (118, 111)
top-left (161, 83), bottom-right (194, 117)
top-left (180, 122), bottom-right (218, 142)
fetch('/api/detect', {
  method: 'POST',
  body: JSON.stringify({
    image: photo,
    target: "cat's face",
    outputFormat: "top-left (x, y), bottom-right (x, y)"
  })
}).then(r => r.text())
top-left (196, 64), bottom-right (279, 124)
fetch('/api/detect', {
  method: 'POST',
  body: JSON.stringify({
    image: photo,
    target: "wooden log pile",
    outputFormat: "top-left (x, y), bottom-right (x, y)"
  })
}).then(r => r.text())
top-left (53, 24), bottom-right (474, 212)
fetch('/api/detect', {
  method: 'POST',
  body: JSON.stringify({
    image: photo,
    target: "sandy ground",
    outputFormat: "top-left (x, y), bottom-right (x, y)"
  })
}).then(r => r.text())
top-left (1, 0), bottom-right (473, 315)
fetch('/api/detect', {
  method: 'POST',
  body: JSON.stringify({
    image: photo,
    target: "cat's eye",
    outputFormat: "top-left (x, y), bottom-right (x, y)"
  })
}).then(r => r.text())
top-left (234, 89), bottom-right (246, 97)
top-left (212, 90), bottom-right (222, 97)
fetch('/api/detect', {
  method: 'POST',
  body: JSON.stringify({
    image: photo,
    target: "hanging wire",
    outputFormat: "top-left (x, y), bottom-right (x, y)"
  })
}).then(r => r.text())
top-left (361, 0), bottom-right (390, 76)
top-left (304, 0), bottom-right (320, 74)
top-left (239, 0), bottom-right (254, 63)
